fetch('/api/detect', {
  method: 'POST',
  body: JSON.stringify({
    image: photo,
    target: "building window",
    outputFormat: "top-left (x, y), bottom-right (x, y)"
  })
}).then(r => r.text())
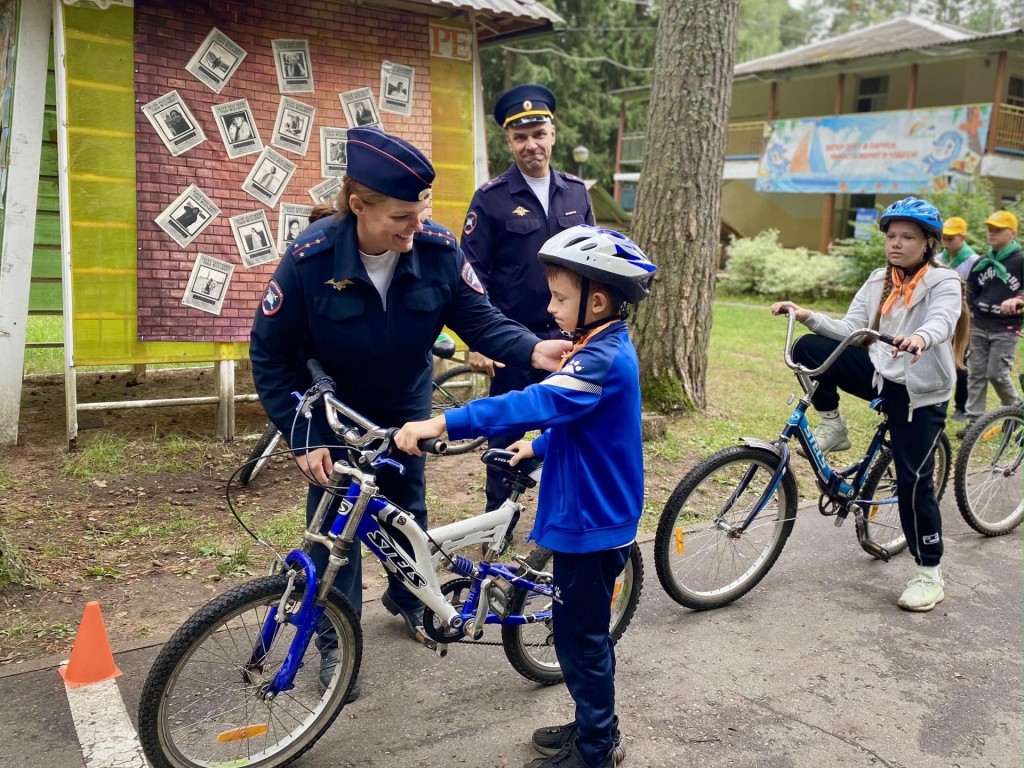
top-left (620, 182), bottom-right (638, 213)
top-left (844, 194), bottom-right (877, 239)
top-left (856, 76), bottom-right (888, 113)
top-left (1008, 76), bottom-right (1024, 108)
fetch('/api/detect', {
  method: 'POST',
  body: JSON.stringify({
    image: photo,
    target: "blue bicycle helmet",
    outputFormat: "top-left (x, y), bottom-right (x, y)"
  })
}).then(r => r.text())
top-left (878, 197), bottom-right (943, 238)
top-left (538, 225), bottom-right (657, 304)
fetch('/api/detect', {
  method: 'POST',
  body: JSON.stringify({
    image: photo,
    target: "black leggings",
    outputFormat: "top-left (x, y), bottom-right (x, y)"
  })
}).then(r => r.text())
top-left (794, 334), bottom-right (947, 566)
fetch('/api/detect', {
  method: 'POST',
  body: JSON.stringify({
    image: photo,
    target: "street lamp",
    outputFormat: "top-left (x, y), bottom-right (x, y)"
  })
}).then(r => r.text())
top-left (572, 145), bottom-right (590, 178)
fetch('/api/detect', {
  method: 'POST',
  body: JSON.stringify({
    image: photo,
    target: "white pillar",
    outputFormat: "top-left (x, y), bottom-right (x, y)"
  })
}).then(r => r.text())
top-left (0, 0), bottom-right (52, 445)
top-left (214, 360), bottom-right (236, 441)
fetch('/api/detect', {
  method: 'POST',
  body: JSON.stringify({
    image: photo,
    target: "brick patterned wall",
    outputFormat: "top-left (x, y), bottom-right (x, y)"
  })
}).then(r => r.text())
top-left (135, 0), bottom-right (432, 341)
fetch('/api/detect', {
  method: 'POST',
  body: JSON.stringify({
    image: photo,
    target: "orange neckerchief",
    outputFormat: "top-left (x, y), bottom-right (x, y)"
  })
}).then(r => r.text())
top-left (881, 263), bottom-right (930, 315)
top-left (558, 320), bottom-right (618, 368)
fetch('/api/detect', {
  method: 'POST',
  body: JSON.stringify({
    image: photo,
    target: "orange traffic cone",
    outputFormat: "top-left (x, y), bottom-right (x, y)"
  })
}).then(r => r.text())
top-left (58, 601), bottom-right (122, 687)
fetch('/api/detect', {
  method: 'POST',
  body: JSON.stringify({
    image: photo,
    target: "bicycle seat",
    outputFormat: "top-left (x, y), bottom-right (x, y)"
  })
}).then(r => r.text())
top-left (432, 336), bottom-right (456, 359)
top-left (482, 449), bottom-right (542, 487)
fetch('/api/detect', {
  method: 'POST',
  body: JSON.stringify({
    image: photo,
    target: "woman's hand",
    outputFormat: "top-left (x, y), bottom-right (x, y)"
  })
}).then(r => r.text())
top-left (507, 439), bottom-right (536, 466)
top-left (770, 301), bottom-right (811, 323)
top-left (294, 447), bottom-right (333, 485)
top-left (891, 333), bottom-right (926, 363)
top-left (394, 415), bottom-right (446, 456)
top-left (531, 339), bottom-right (573, 372)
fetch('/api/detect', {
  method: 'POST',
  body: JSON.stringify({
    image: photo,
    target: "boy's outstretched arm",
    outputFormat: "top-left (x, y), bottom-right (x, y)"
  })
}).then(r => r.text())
top-left (395, 414), bottom-right (446, 456)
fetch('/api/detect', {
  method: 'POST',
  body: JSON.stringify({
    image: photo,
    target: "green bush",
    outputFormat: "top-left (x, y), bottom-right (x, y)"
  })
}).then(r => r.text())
top-left (722, 230), bottom-right (848, 300)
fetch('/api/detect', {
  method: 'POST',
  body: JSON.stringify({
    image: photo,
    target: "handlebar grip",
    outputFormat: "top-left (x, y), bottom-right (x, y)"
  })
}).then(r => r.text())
top-left (306, 359), bottom-right (336, 393)
top-left (877, 333), bottom-right (898, 347)
top-left (418, 438), bottom-right (448, 455)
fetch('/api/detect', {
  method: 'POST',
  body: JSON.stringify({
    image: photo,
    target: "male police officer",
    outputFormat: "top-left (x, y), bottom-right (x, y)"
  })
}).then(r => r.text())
top-left (461, 84), bottom-right (594, 516)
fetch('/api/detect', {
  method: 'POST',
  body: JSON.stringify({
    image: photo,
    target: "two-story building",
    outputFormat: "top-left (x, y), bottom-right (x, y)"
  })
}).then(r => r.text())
top-left (613, 15), bottom-right (1024, 251)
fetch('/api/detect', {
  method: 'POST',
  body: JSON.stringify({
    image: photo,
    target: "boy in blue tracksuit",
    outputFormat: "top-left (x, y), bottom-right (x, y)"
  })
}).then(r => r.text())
top-left (397, 225), bottom-right (657, 768)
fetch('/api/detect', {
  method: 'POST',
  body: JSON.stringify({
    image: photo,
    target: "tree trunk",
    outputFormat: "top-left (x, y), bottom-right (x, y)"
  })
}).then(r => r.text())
top-left (631, 0), bottom-right (741, 412)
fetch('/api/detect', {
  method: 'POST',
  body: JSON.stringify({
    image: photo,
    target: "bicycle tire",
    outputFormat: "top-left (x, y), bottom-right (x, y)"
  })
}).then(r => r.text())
top-left (858, 431), bottom-right (952, 559)
top-left (138, 574), bottom-right (361, 768)
top-left (239, 422), bottom-right (284, 486)
top-left (954, 405), bottom-right (1024, 537)
top-left (501, 544), bottom-right (643, 685)
top-left (653, 445), bottom-right (797, 611)
top-left (430, 364), bottom-right (489, 455)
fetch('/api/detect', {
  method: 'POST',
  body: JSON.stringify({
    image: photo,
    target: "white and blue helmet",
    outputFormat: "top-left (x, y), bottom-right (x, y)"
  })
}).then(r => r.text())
top-left (538, 225), bottom-right (657, 304)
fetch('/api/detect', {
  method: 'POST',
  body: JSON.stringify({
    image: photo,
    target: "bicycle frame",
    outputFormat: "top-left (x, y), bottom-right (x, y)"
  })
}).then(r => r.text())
top-left (253, 389), bottom-right (549, 699)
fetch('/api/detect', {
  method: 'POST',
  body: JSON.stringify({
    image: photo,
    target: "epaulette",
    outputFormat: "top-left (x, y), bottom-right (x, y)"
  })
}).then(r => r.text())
top-left (289, 228), bottom-right (333, 261)
top-left (479, 172), bottom-right (510, 192)
top-left (558, 169), bottom-right (586, 185)
top-left (415, 221), bottom-right (458, 250)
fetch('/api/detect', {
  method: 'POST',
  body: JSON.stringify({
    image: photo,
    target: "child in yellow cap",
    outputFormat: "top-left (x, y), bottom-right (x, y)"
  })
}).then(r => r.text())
top-left (963, 210), bottom-right (1023, 428)
top-left (939, 216), bottom-right (978, 421)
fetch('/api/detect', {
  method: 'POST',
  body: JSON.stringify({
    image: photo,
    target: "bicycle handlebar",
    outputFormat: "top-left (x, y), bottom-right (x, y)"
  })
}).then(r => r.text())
top-left (779, 307), bottom-right (897, 379)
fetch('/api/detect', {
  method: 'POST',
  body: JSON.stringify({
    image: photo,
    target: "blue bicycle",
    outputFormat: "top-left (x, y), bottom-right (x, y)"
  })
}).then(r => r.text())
top-left (654, 310), bottom-right (950, 611)
top-left (137, 360), bottom-right (642, 768)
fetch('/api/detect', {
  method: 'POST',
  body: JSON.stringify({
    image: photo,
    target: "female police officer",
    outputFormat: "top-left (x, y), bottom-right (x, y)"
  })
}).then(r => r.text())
top-left (250, 127), bottom-right (570, 701)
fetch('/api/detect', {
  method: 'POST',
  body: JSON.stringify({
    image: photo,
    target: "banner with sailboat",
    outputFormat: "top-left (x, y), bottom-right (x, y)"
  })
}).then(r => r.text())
top-left (756, 104), bottom-right (991, 194)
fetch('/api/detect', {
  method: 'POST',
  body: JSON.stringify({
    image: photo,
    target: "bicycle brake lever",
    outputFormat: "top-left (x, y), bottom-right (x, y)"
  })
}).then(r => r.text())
top-left (373, 457), bottom-right (406, 475)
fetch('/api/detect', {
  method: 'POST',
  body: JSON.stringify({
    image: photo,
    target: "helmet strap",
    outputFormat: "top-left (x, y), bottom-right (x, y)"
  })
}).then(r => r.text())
top-left (572, 276), bottom-right (591, 341)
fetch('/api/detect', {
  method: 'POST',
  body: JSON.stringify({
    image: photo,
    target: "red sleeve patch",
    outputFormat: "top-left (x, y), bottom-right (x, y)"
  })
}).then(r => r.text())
top-left (461, 261), bottom-right (485, 294)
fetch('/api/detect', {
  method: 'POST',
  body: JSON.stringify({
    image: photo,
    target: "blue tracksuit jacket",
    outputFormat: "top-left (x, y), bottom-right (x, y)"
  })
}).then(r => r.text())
top-left (444, 321), bottom-right (644, 553)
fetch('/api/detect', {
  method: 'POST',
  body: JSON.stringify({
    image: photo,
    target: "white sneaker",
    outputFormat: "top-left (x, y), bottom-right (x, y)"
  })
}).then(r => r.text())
top-left (898, 571), bottom-right (945, 612)
top-left (811, 416), bottom-right (851, 455)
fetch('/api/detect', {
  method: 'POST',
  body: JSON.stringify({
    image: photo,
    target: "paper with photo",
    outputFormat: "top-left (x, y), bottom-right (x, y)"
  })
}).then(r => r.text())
top-left (141, 91), bottom-right (206, 157)
top-left (340, 87), bottom-right (381, 129)
top-left (213, 99), bottom-right (263, 159)
top-left (230, 210), bottom-right (279, 268)
top-left (309, 177), bottom-right (341, 204)
top-left (278, 203), bottom-right (314, 254)
top-left (186, 28), bottom-right (246, 94)
top-left (155, 185), bottom-right (219, 247)
top-left (242, 147), bottom-right (297, 208)
top-left (320, 127), bottom-right (348, 177)
top-left (182, 253), bottom-right (234, 315)
top-left (272, 96), bottom-right (315, 156)
top-left (379, 61), bottom-right (414, 117)
top-left (272, 39), bottom-right (314, 93)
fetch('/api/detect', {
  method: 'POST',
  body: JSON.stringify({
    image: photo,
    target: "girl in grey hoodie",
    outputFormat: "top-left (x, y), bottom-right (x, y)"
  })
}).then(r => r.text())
top-left (771, 197), bottom-right (969, 613)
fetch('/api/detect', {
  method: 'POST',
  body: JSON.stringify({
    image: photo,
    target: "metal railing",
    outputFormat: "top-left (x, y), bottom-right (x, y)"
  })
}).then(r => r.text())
top-left (724, 121), bottom-right (768, 159)
top-left (995, 103), bottom-right (1024, 155)
top-left (620, 131), bottom-right (645, 166)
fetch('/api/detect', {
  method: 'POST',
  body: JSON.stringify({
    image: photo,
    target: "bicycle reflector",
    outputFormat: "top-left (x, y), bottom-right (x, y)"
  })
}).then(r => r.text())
top-left (216, 724), bottom-right (269, 743)
top-left (675, 527), bottom-right (684, 555)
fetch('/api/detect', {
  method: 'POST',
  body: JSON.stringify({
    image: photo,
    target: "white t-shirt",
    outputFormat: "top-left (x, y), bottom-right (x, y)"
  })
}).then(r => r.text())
top-left (523, 173), bottom-right (551, 216)
top-left (359, 249), bottom-right (400, 309)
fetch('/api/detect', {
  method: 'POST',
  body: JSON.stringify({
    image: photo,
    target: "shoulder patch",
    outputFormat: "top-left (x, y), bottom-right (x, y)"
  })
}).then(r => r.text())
top-left (261, 279), bottom-right (284, 316)
top-left (463, 211), bottom-right (478, 236)
top-left (559, 170), bottom-right (586, 185)
top-left (480, 173), bottom-right (509, 192)
top-left (289, 230), bottom-right (333, 261)
top-left (416, 222), bottom-right (458, 250)
top-left (461, 261), bottom-right (485, 294)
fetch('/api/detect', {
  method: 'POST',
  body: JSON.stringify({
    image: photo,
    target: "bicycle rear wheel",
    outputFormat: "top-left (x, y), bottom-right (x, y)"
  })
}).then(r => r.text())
top-left (954, 406), bottom-right (1024, 537)
top-left (501, 544), bottom-right (643, 685)
top-left (431, 364), bottom-right (489, 455)
top-left (239, 422), bottom-right (284, 486)
top-left (653, 445), bottom-right (797, 611)
top-left (858, 432), bottom-right (951, 559)
top-left (138, 575), bottom-right (361, 768)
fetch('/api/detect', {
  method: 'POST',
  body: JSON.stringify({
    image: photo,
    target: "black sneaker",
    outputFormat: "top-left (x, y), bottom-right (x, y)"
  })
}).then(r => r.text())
top-left (524, 740), bottom-right (617, 768)
top-left (381, 592), bottom-right (426, 640)
top-left (317, 649), bottom-right (359, 703)
top-left (532, 718), bottom-right (624, 762)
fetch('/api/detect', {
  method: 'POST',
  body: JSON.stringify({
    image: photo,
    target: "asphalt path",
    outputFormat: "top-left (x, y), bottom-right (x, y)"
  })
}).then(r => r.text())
top-left (1, 496), bottom-right (1020, 768)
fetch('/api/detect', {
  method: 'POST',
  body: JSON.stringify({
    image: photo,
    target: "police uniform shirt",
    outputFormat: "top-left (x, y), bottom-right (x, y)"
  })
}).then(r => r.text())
top-left (461, 163), bottom-right (594, 332)
top-left (250, 212), bottom-right (538, 449)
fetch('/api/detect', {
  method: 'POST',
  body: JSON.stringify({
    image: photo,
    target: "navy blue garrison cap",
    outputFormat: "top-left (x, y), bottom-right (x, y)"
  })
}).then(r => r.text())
top-left (346, 127), bottom-right (435, 202)
top-left (493, 84), bottom-right (556, 129)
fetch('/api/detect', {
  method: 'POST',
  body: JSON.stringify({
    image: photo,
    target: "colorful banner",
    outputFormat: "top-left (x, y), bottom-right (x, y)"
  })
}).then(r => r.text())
top-left (756, 104), bottom-right (991, 194)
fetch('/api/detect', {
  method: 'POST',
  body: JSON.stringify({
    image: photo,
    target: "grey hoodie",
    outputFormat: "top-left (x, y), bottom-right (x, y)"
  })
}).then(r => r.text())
top-left (803, 264), bottom-right (962, 418)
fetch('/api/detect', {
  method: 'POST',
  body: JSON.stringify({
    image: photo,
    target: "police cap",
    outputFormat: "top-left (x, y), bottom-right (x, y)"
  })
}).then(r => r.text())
top-left (493, 84), bottom-right (555, 129)
top-left (346, 127), bottom-right (435, 202)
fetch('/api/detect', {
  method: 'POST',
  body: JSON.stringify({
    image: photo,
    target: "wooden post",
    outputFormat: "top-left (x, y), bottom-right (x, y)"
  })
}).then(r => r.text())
top-left (986, 51), bottom-right (1007, 154)
top-left (768, 80), bottom-right (777, 121)
top-left (907, 63), bottom-right (918, 109)
top-left (820, 73), bottom-right (845, 254)
top-left (130, 363), bottom-right (147, 384)
top-left (613, 100), bottom-right (625, 204)
top-left (214, 360), bottom-right (235, 441)
top-left (0, 1), bottom-right (52, 445)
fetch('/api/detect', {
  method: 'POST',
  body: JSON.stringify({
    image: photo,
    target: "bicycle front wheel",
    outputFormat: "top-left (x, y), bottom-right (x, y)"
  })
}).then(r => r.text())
top-left (431, 364), bottom-right (490, 455)
top-left (954, 406), bottom-right (1024, 537)
top-left (501, 544), bottom-right (643, 685)
top-left (859, 431), bottom-right (952, 559)
top-left (654, 446), bottom-right (797, 611)
top-left (138, 575), bottom-right (361, 768)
